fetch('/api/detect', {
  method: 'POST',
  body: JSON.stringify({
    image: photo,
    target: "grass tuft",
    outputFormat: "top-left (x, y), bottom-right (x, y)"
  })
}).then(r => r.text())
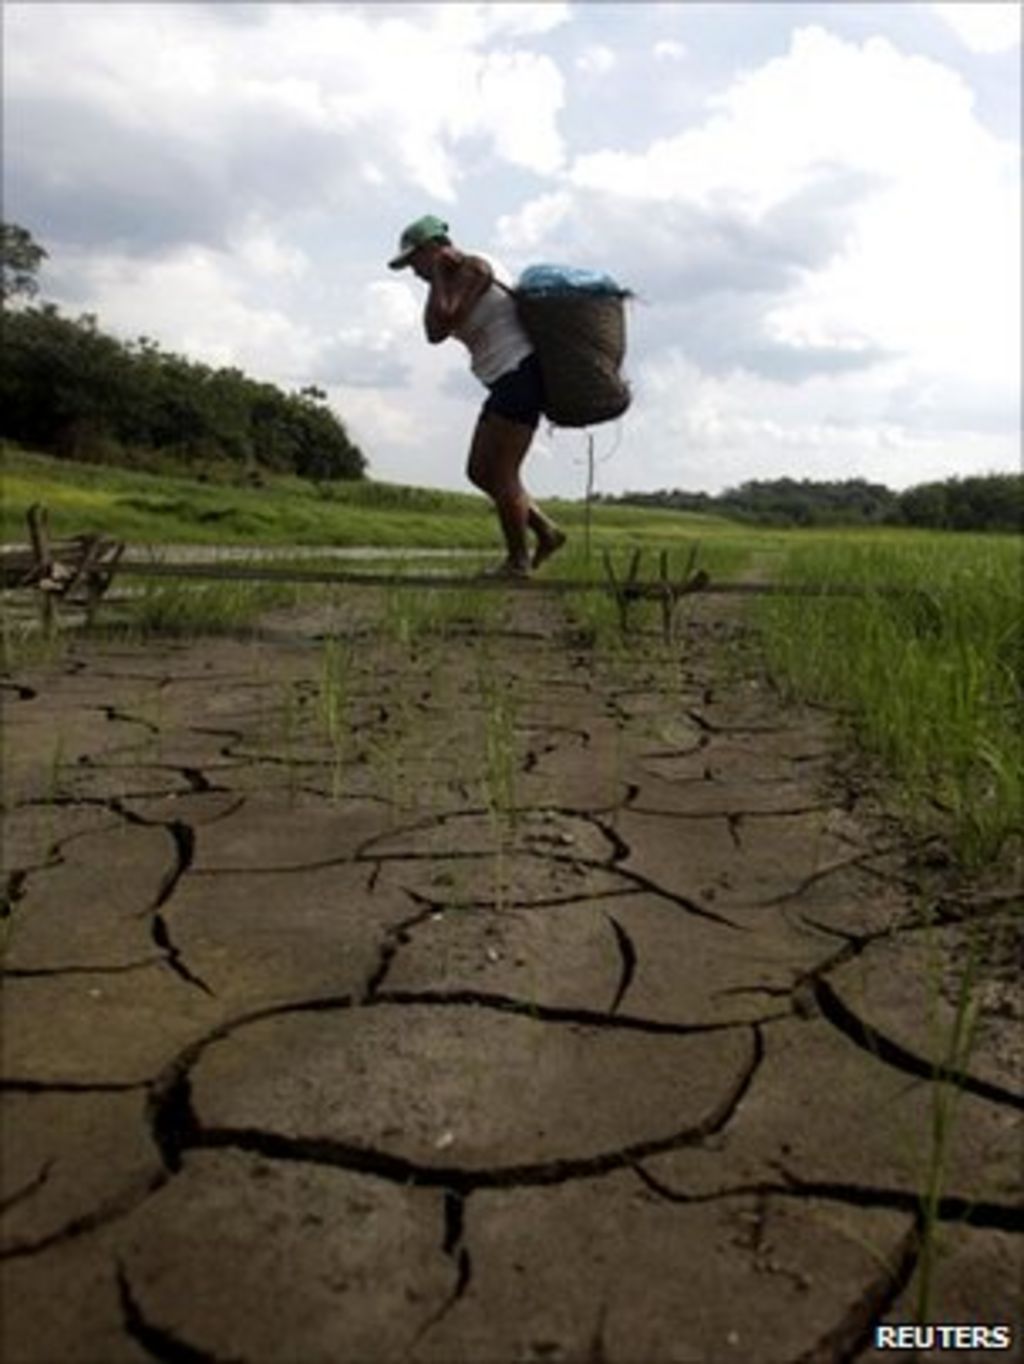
top-left (756, 536), bottom-right (1022, 866)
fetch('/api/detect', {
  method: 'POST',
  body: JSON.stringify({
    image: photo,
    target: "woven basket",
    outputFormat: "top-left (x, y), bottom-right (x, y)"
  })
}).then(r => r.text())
top-left (514, 291), bottom-right (631, 428)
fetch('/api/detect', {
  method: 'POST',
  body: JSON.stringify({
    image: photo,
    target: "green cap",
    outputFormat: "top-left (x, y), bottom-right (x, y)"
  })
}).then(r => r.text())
top-left (387, 215), bottom-right (449, 270)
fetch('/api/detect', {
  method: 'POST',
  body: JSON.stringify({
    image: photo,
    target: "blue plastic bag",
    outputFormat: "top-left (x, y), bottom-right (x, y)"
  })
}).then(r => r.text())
top-left (516, 263), bottom-right (624, 296)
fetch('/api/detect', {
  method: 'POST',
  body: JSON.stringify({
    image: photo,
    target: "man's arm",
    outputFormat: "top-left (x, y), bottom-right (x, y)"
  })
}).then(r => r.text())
top-left (424, 254), bottom-right (493, 343)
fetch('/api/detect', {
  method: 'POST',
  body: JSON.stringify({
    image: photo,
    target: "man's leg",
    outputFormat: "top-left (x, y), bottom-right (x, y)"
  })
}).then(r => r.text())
top-left (467, 412), bottom-right (535, 572)
top-left (529, 507), bottom-right (567, 569)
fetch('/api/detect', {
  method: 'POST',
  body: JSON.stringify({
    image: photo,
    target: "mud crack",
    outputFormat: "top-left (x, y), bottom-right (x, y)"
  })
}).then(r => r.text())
top-left (100, 801), bottom-right (195, 914)
top-left (118, 1262), bottom-right (243, 1363)
top-left (179, 766), bottom-right (225, 795)
top-left (0, 1161), bottom-right (52, 1218)
top-left (152, 912), bottom-right (213, 995)
top-left (4, 957), bottom-right (164, 979)
top-left (631, 1163), bottom-right (1023, 1233)
top-left (758, 850), bottom-right (882, 907)
top-left (1, 1171), bottom-right (170, 1262)
top-left (97, 703), bottom-right (161, 735)
top-left (148, 1063), bottom-right (202, 1173)
top-left (606, 913), bottom-right (637, 1015)
top-left (814, 976), bottom-right (1024, 1110)
top-left (790, 1223), bottom-right (920, 1364)
top-left (362, 899), bottom-right (445, 1000)
top-left (0, 681), bottom-right (36, 701)
top-left (610, 863), bottom-right (747, 931)
top-left (148, 1015), bottom-right (764, 1194)
top-left (408, 1188), bottom-right (474, 1347)
top-left (1, 869), bottom-right (28, 922)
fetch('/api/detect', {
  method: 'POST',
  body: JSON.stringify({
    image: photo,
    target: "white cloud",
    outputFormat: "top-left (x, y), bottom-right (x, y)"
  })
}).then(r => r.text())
top-left (364, 281), bottom-right (421, 335)
top-left (653, 40), bottom-right (688, 62)
top-left (487, 22), bottom-right (1018, 492)
top-left (432, 2), bottom-right (571, 44)
top-left (5, 3), bottom-right (568, 215)
top-left (763, 155), bottom-right (1019, 387)
top-left (230, 220), bottom-right (309, 281)
top-left (474, 52), bottom-right (566, 175)
top-left (44, 241), bottom-right (423, 401)
top-left (576, 44), bottom-right (617, 76)
top-left (620, 349), bottom-right (1012, 495)
top-left (570, 27), bottom-right (997, 215)
top-left (326, 386), bottom-right (421, 452)
top-left (53, 244), bottom-right (315, 378)
top-left (495, 191), bottom-right (573, 251)
top-left (312, 281), bottom-right (421, 389)
top-left (554, 27), bottom-right (1019, 398)
top-left (932, 3), bottom-right (1022, 54)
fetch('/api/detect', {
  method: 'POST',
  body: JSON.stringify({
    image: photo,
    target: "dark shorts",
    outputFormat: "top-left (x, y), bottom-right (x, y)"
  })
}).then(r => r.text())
top-left (481, 352), bottom-right (545, 430)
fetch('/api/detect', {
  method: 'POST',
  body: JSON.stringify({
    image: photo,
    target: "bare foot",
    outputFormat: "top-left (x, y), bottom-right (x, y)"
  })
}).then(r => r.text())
top-left (532, 528), bottom-right (567, 570)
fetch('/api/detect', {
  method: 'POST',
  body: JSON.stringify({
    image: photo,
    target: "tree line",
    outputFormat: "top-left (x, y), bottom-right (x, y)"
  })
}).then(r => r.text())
top-left (1, 222), bottom-right (366, 483)
top-left (598, 474), bottom-right (1023, 533)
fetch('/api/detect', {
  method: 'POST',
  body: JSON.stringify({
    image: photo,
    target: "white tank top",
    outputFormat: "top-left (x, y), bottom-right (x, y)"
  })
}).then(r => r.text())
top-left (451, 278), bottom-right (533, 386)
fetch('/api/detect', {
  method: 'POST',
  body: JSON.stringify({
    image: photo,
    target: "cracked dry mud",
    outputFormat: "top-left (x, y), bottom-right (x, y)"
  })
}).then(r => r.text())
top-left (2, 587), bottom-right (1021, 1364)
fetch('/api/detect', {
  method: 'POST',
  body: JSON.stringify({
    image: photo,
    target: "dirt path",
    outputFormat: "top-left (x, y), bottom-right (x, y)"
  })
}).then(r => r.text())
top-left (2, 586), bottom-right (1020, 1364)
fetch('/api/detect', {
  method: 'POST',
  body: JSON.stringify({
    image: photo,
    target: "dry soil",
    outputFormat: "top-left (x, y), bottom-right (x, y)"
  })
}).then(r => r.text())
top-left (1, 585), bottom-right (1020, 1364)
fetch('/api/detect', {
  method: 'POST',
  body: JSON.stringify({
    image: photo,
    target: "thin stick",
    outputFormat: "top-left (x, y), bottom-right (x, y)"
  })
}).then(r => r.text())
top-left (27, 504), bottom-right (52, 578)
top-left (583, 433), bottom-right (595, 567)
top-left (659, 549), bottom-right (672, 643)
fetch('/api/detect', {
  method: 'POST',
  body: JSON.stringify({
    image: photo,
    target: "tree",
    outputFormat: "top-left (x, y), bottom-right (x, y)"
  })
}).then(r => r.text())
top-left (1, 222), bottom-right (48, 303)
top-left (1, 231), bottom-right (368, 480)
top-left (895, 482), bottom-right (950, 529)
top-left (2, 300), bottom-right (368, 480)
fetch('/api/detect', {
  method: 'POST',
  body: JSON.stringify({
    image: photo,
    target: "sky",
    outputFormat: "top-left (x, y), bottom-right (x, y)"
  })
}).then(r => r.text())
top-left (3, 1), bottom-right (1021, 498)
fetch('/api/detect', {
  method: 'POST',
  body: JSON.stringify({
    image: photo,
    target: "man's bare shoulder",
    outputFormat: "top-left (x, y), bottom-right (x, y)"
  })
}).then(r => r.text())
top-left (458, 253), bottom-right (494, 281)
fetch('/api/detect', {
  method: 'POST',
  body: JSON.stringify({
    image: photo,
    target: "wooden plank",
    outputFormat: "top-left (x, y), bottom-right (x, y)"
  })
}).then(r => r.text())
top-left (93, 542), bottom-right (126, 596)
top-left (91, 560), bottom-right (925, 599)
top-left (2, 546), bottom-right (938, 603)
top-left (110, 560), bottom-right (660, 593)
top-left (58, 536), bottom-right (104, 601)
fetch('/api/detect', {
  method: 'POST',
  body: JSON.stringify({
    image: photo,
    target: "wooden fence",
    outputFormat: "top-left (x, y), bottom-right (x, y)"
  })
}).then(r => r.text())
top-left (2, 503), bottom-right (934, 643)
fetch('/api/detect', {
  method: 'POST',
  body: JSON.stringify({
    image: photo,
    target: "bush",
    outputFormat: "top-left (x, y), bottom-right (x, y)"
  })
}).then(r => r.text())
top-left (1, 305), bottom-right (368, 484)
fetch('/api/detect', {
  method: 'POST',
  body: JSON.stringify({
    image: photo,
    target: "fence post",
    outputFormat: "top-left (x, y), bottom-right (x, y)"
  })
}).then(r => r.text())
top-left (27, 504), bottom-right (57, 638)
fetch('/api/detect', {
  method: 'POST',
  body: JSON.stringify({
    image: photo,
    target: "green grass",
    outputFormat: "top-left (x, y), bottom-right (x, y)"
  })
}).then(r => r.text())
top-left (382, 579), bottom-right (506, 644)
top-left (123, 575), bottom-right (309, 636)
top-left (1, 447), bottom-right (490, 548)
top-left (755, 534), bottom-right (1022, 867)
top-left (549, 536), bottom-right (754, 654)
top-left (1, 443), bottom-right (738, 551)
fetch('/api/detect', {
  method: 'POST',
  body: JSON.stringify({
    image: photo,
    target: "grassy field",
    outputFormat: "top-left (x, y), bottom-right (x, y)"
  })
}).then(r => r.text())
top-left (1, 444), bottom-right (739, 554)
top-left (755, 533), bottom-right (1022, 867)
top-left (3, 444), bottom-right (1020, 868)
